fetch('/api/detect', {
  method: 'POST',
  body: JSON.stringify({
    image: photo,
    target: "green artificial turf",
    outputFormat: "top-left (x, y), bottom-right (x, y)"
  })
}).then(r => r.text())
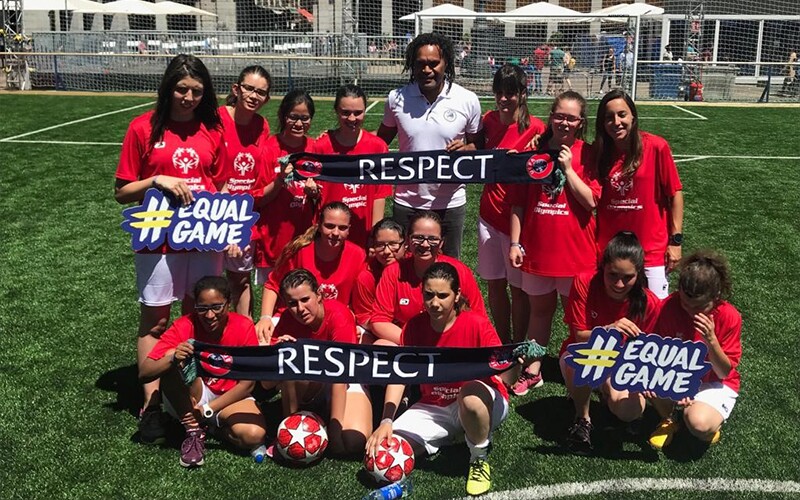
top-left (0, 94), bottom-right (799, 499)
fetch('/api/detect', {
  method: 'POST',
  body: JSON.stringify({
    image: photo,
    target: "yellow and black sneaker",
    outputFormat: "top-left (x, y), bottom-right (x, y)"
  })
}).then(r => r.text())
top-left (466, 458), bottom-right (492, 496)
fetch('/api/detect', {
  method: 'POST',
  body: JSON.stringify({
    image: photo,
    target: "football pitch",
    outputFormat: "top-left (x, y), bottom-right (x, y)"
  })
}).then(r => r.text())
top-left (1, 93), bottom-right (799, 499)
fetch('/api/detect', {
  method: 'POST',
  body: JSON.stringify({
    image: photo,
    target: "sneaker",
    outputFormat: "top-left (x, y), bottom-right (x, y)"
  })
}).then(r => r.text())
top-left (179, 428), bottom-right (206, 468)
top-left (511, 371), bottom-right (543, 396)
top-left (138, 407), bottom-right (166, 445)
top-left (566, 418), bottom-right (593, 455)
top-left (466, 459), bottom-right (492, 496)
top-left (648, 418), bottom-right (680, 450)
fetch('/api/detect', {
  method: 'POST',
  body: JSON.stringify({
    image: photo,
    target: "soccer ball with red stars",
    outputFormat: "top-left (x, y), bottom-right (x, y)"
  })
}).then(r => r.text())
top-left (275, 411), bottom-right (328, 465)
top-left (364, 434), bottom-right (415, 484)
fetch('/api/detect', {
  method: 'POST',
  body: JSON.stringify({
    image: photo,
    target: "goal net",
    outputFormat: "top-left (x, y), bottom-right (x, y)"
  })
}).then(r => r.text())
top-left (2, 0), bottom-right (799, 102)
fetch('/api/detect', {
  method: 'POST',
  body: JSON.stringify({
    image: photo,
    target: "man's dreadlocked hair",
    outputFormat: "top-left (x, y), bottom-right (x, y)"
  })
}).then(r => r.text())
top-left (403, 33), bottom-right (456, 93)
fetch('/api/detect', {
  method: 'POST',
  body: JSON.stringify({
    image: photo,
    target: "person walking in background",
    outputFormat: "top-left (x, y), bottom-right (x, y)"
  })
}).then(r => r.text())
top-left (599, 47), bottom-right (616, 94)
top-left (532, 43), bottom-right (549, 94)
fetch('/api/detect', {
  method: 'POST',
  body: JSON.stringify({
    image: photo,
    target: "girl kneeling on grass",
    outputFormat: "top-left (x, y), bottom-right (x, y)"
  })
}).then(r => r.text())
top-left (560, 231), bottom-right (661, 455)
top-left (255, 202), bottom-right (365, 344)
top-left (272, 268), bottom-right (373, 456)
top-left (367, 262), bottom-right (509, 497)
top-left (139, 276), bottom-right (267, 468)
top-left (647, 250), bottom-right (742, 450)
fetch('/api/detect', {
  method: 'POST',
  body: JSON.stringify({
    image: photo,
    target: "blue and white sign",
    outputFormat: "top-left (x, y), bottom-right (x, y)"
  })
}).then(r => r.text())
top-left (565, 327), bottom-right (712, 400)
top-left (121, 189), bottom-right (259, 252)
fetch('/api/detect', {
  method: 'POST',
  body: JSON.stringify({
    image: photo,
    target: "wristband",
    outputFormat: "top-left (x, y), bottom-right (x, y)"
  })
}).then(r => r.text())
top-left (259, 315), bottom-right (272, 321)
top-left (202, 403), bottom-right (214, 419)
top-left (379, 418), bottom-right (393, 426)
top-left (511, 242), bottom-right (526, 256)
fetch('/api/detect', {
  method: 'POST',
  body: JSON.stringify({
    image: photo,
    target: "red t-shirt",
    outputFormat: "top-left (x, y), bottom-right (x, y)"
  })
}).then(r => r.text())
top-left (401, 310), bottom-right (509, 406)
top-left (654, 293), bottom-right (742, 393)
top-left (596, 132), bottom-right (683, 267)
top-left (147, 312), bottom-right (258, 395)
top-left (351, 260), bottom-right (381, 327)
top-left (265, 240), bottom-right (366, 313)
top-left (218, 106), bottom-right (273, 197)
top-left (315, 130), bottom-right (392, 248)
top-left (371, 255), bottom-right (487, 328)
top-left (562, 271), bottom-right (661, 354)
top-left (272, 298), bottom-right (358, 344)
top-left (254, 134), bottom-right (318, 268)
top-left (116, 110), bottom-right (226, 194)
top-left (507, 140), bottom-right (601, 277)
top-left (533, 47), bottom-right (549, 70)
top-left (478, 111), bottom-right (546, 235)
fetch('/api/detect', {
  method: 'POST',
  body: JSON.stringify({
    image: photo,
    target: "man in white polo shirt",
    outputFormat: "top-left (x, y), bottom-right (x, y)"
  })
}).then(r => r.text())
top-left (377, 32), bottom-right (483, 258)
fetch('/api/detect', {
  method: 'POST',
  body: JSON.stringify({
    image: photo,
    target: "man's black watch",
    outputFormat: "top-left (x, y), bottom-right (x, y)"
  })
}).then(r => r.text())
top-left (669, 233), bottom-right (684, 246)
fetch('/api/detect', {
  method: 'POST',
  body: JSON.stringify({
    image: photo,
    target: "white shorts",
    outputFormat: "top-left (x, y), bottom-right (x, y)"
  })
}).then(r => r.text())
top-left (392, 381), bottom-right (509, 456)
top-left (477, 218), bottom-right (522, 288)
top-left (163, 379), bottom-right (255, 428)
top-left (692, 382), bottom-right (738, 421)
top-left (521, 272), bottom-right (573, 297)
top-left (224, 245), bottom-right (254, 273)
top-left (135, 252), bottom-right (224, 307)
top-left (645, 265), bottom-right (669, 299)
top-left (254, 267), bottom-right (272, 286)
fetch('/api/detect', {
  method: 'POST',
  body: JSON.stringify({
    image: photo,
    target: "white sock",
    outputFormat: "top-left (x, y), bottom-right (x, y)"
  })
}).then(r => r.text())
top-left (466, 437), bottom-right (490, 462)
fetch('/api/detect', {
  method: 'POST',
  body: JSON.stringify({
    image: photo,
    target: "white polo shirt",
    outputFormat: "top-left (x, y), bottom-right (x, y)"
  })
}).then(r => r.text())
top-left (382, 81), bottom-right (482, 210)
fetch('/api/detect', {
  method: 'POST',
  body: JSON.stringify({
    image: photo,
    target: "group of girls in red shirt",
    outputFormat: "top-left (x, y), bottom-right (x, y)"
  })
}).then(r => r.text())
top-left (115, 55), bottom-right (741, 487)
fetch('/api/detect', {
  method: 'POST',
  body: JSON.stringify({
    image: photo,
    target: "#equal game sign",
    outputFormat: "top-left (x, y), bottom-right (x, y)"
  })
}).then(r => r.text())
top-left (120, 189), bottom-right (259, 252)
top-left (566, 327), bottom-right (713, 400)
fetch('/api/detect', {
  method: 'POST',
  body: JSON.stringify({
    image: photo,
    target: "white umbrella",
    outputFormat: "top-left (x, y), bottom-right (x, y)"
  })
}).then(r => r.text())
top-left (95, 0), bottom-right (161, 15)
top-left (155, 0), bottom-right (216, 16)
top-left (399, 3), bottom-right (478, 21)
top-left (500, 2), bottom-right (585, 23)
top-left (589, 2), bottom-right (664, 22)
top-left (22, 0), bottom-right (109, 12)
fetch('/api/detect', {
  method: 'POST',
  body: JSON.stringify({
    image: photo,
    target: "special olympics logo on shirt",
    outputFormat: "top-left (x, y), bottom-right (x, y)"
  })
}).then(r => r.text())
top-left (318, 283), bottom-right (339, 300)
top-left (343, 184), bottom-right (360, 194)
top-left (543, 183), bottom-right (560, 199)
top-left (172, 147), bottom-right (200, 174)
top-left (526, 153), bottom-right (554, 180)
top-left (610, 171), bottom-right (634, 196)
top-left (443, 109), bottom-right (457, 122)
top-left (233, 152), bottom-right (255, 176)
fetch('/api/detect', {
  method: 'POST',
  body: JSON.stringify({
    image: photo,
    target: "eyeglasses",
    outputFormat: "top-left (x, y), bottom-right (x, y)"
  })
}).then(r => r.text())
top-left (373, 241), bottom-right (404, 251)
top-left (410, 235), bottom-right (442, 245)
top-left (194, 303), bottom-right (227, 314)
top-left (239, 83), bottom-right (269, 98)
top-left (287, 114), bottom-right (312, 123)
top-left (552, 113), bottom-right (582, 124)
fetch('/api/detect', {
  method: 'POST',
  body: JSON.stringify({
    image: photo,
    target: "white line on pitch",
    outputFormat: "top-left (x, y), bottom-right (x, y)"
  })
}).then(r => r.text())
top-left (2, 139), bottom-right (122, 145)
top-left (0, 101), bottom-right (153, 142)
top-left (675, 156), bottom-right (710, 163)
top-left (365, 100), bottom-right (380, 114)
top-left (466, 477), bottom-right (800, 500)
top-left (673, 154), bottom-right (800, 160)
top-left (671, 104), bottom-right (708, 120)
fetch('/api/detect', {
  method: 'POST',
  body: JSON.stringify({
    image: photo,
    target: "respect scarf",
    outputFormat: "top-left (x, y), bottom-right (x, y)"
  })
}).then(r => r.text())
top-left (186, 339), bottom-right (546, 385)
top-left (285, 149), bottom-right (560, 185)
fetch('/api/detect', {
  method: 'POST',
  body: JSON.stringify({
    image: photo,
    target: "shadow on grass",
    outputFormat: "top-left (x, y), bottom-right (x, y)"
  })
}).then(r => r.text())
top-left (95, 363), bottom-right (142, 417)
top-left (516, 395), bottom-right (661, 462)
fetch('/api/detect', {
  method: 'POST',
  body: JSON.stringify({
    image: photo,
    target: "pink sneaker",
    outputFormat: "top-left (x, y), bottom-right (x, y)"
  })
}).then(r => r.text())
top-left (511, 371), bottom-right (543, 396)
